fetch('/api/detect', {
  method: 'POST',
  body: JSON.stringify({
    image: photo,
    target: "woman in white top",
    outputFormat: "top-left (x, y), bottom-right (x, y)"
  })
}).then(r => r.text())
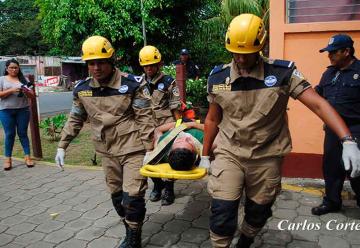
top-left (0, 59), bottom-right (35, 170)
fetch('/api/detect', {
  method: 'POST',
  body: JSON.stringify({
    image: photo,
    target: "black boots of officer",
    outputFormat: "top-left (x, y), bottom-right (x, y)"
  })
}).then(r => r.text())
top-left (236, 233), bottom-right (254, 248)
top-left (311, 202), bottom-right (341, 216)
top-left (119, 220), bottom-right (142, 248)
top-left (149, 178), bottom-right (175, 206)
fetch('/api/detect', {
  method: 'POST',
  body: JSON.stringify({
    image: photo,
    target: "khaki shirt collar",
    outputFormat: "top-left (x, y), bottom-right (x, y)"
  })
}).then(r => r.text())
top-left (229, 57), bottom-right (264, 84)
top-left (89, 68), bottom-right (122, 89)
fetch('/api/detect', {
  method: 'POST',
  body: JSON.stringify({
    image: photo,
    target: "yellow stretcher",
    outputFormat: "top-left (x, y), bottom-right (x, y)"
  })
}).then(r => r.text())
top-left (140, 119), bottom-right (206, 180)
top-left (140, 163), bottom-right (207, 180)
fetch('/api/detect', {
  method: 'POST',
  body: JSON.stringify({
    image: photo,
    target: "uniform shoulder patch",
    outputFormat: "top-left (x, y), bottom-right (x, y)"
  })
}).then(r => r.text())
top-left (207, 66), bottom-right (231, 93)
top-left (74, 77), bottom-right (91, 88)
top-left (73, 78), bottom-right (91, 96)
top-left (163, 75), bottom-right (175, 84)
top-left (272, 59), bottom-right (295, 69)
top-left (209, 64), bottom-right (224, 76)
top-left (123, 73), bottom-right (143, 84)
top-left (155, 75), bottom-right (173, 91)
top-left (162, 75), bottom-right (175, 88)
top-left (121, 74), bottom-right (143, 93)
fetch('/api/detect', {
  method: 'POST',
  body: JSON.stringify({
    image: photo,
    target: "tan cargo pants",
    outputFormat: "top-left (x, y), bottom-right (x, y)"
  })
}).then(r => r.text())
top-left (208, 149), bottom-right (283, 247)
top-left (102, 151), bottom-right (148, 196)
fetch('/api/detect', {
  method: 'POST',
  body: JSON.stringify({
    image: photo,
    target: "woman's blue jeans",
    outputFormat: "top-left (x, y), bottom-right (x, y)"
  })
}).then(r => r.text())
top-left (0, 107), bottom-right (31, 157)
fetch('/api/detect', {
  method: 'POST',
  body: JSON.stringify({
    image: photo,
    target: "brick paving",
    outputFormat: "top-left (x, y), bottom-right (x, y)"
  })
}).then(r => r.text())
top-left (1, 159), bottom-right (360, 248)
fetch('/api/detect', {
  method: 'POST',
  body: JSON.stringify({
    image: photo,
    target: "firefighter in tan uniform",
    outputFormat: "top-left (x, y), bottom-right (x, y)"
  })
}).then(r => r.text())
top-left (55, 36), bottom-right (154, 248)
top-left (138, 45), bottom-right (182, 206)
top-left (199, 14), bottom-right (360, 248)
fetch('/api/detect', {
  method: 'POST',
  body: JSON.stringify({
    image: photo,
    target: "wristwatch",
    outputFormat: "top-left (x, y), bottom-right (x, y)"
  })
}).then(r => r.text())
top-left (341, 135), bottom-right (357, 143)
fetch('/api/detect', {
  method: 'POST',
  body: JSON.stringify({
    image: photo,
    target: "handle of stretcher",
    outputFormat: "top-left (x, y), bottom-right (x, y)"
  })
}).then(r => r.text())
top-left (140, 163), bottom-right (207, 180)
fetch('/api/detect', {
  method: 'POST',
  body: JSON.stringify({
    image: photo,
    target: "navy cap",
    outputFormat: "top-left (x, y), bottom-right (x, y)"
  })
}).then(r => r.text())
top-left (319, 34), bottom-right (354, 53)
top-left (180, 48), bottom-right (189, 55)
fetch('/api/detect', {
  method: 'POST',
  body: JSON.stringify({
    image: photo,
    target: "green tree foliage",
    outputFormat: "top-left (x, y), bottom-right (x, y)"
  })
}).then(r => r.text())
top-left (201, 0), bottom-right (269, 39)
top-left (35, 0), bottom-right (219, 72)
top-left (188, 0), bottom-right (270, 75)
top-left (0, 0), bottom-right (48, 55)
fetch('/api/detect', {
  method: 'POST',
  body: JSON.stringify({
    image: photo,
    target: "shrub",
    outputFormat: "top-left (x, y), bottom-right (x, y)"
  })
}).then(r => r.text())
top-left (39, 114), bottom-right (67, 141)
top-left (162, 64), bottom-right (176, 78)
top-left (186, 77), bottom-right (208, 107)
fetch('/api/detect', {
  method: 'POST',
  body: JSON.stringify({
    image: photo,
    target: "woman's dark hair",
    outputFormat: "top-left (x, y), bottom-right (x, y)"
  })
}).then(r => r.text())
top-left (4, 59), bottom-right (28, 85)
top-left (168, 148), bottom-right (197, 171)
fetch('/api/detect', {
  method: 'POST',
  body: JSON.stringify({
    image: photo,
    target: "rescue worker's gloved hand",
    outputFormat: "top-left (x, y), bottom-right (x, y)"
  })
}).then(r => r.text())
top-left (342, 141), bottom-right (360, 178)
top-left (199, 156), bottom-right (210, 169)
top-left (55, 148), bottom-right (65, 171)
top-left (143, 152), bottom-right (152, 165)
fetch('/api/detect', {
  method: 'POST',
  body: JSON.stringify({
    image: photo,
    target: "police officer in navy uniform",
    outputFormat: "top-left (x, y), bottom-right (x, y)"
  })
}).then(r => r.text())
top-left (312, 34), bottom-right (360, 216)
top-left (55, 36), bottom-right (154, 248)
top-left (199, 14), bottom-right (360, 248)
top-left (173, 49), bottom-right (200, 80)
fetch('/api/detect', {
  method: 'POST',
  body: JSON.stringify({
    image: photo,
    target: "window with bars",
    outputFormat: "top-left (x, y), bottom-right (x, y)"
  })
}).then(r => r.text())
top-left (287, 0), bottom-right (360, 23)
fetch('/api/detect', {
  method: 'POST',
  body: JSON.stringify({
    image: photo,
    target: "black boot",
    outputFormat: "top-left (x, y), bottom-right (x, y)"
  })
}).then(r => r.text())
top-left (149, 178), bottom-right (164, 202)
top-left (161, 181), bottom-right (175, 206)
top-left (311, 203), bottom-right (341, 216)
top-left (111, 191), bottom-right (125, 218)
top-left (236, 233), bottom-right (254, 248)
top-left (119, 221), bottom-right (142, 248)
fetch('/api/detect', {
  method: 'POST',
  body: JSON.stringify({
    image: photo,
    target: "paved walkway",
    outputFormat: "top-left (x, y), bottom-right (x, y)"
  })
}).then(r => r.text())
top-left (0, 159), bottom-right (360, 248)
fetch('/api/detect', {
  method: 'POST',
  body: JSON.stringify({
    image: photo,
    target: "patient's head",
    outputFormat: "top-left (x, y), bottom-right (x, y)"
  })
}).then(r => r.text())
top-left (168, 135), bottom-right (197, 171)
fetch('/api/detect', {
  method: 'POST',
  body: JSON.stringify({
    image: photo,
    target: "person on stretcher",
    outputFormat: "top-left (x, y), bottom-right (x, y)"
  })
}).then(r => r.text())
top-left (143, 119), bottom-right (215, 205)
top-left (153, 120), bottom-right (205, 171)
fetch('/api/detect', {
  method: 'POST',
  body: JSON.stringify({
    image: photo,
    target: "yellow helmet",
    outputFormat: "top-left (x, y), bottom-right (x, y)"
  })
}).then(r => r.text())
top-left (82, 36), bottom-right (115, 61)
top-left (139, 45), bottom-right (162, 66)
top-left (225, 13), bottom-right (267, 54)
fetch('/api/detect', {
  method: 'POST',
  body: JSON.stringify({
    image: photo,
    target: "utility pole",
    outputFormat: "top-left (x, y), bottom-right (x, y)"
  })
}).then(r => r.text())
top-left (28, 75), bottom-right (43, 158)
top-left (176, 64), bottom-right (187, 103)
top-left (140, 0), bottom-right (147, 46)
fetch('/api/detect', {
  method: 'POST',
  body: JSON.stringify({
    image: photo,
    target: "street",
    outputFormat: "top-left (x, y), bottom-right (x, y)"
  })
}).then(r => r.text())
top-left (38, 92), bottom-right (73, 117)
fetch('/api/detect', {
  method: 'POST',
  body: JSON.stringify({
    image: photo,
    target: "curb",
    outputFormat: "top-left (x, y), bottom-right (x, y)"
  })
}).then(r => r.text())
top-left (1, 156), bottom-right (354, 199)
top-left (282, 183), bottom-right (324, 197)
top-left (0, 155), bottom-right (103, 171)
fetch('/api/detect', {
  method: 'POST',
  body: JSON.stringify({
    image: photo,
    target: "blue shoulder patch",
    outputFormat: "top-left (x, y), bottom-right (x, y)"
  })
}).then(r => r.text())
top-left (209, 64), bottom-right (224, 76)
top-left (74, 77), bottom-right (90, 88)
top-left (207, 66), bottom-right (230, 92)
top-left (73, 78), bottom-right (91, 96)
top-left (155, 75), bottom-right (173, 91)
top-left (120, 75), bottom-right (142, 94)
top-left (121, 74), bottom-right (142, 88)
top-left (163, 75), bottom-right (175, 84)
top-left (125, 74), bottom-right (143, 83)
top-left (273, 59), bottom-right (295, 69)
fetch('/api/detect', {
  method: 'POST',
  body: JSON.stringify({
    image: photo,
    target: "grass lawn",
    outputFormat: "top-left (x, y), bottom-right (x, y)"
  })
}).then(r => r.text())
top-left (0, 122), bottom-right (102, 167)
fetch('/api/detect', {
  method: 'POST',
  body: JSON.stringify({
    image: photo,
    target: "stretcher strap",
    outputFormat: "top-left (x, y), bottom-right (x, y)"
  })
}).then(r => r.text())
top-left (143, 124), bottom-right (188, 165)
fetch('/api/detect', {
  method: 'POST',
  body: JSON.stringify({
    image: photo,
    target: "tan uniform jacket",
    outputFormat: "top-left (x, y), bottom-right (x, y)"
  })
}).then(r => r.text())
top-left (58, 69), bottom-right (154, 156)
top-left (207, 57), bottom-right (311, 159)
top-left (140, 72), bottom-right (181, 126)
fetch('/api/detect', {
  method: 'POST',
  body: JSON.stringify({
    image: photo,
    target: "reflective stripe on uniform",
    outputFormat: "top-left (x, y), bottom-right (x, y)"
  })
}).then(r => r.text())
top-left (133, 98), bottom-right (151, 108)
